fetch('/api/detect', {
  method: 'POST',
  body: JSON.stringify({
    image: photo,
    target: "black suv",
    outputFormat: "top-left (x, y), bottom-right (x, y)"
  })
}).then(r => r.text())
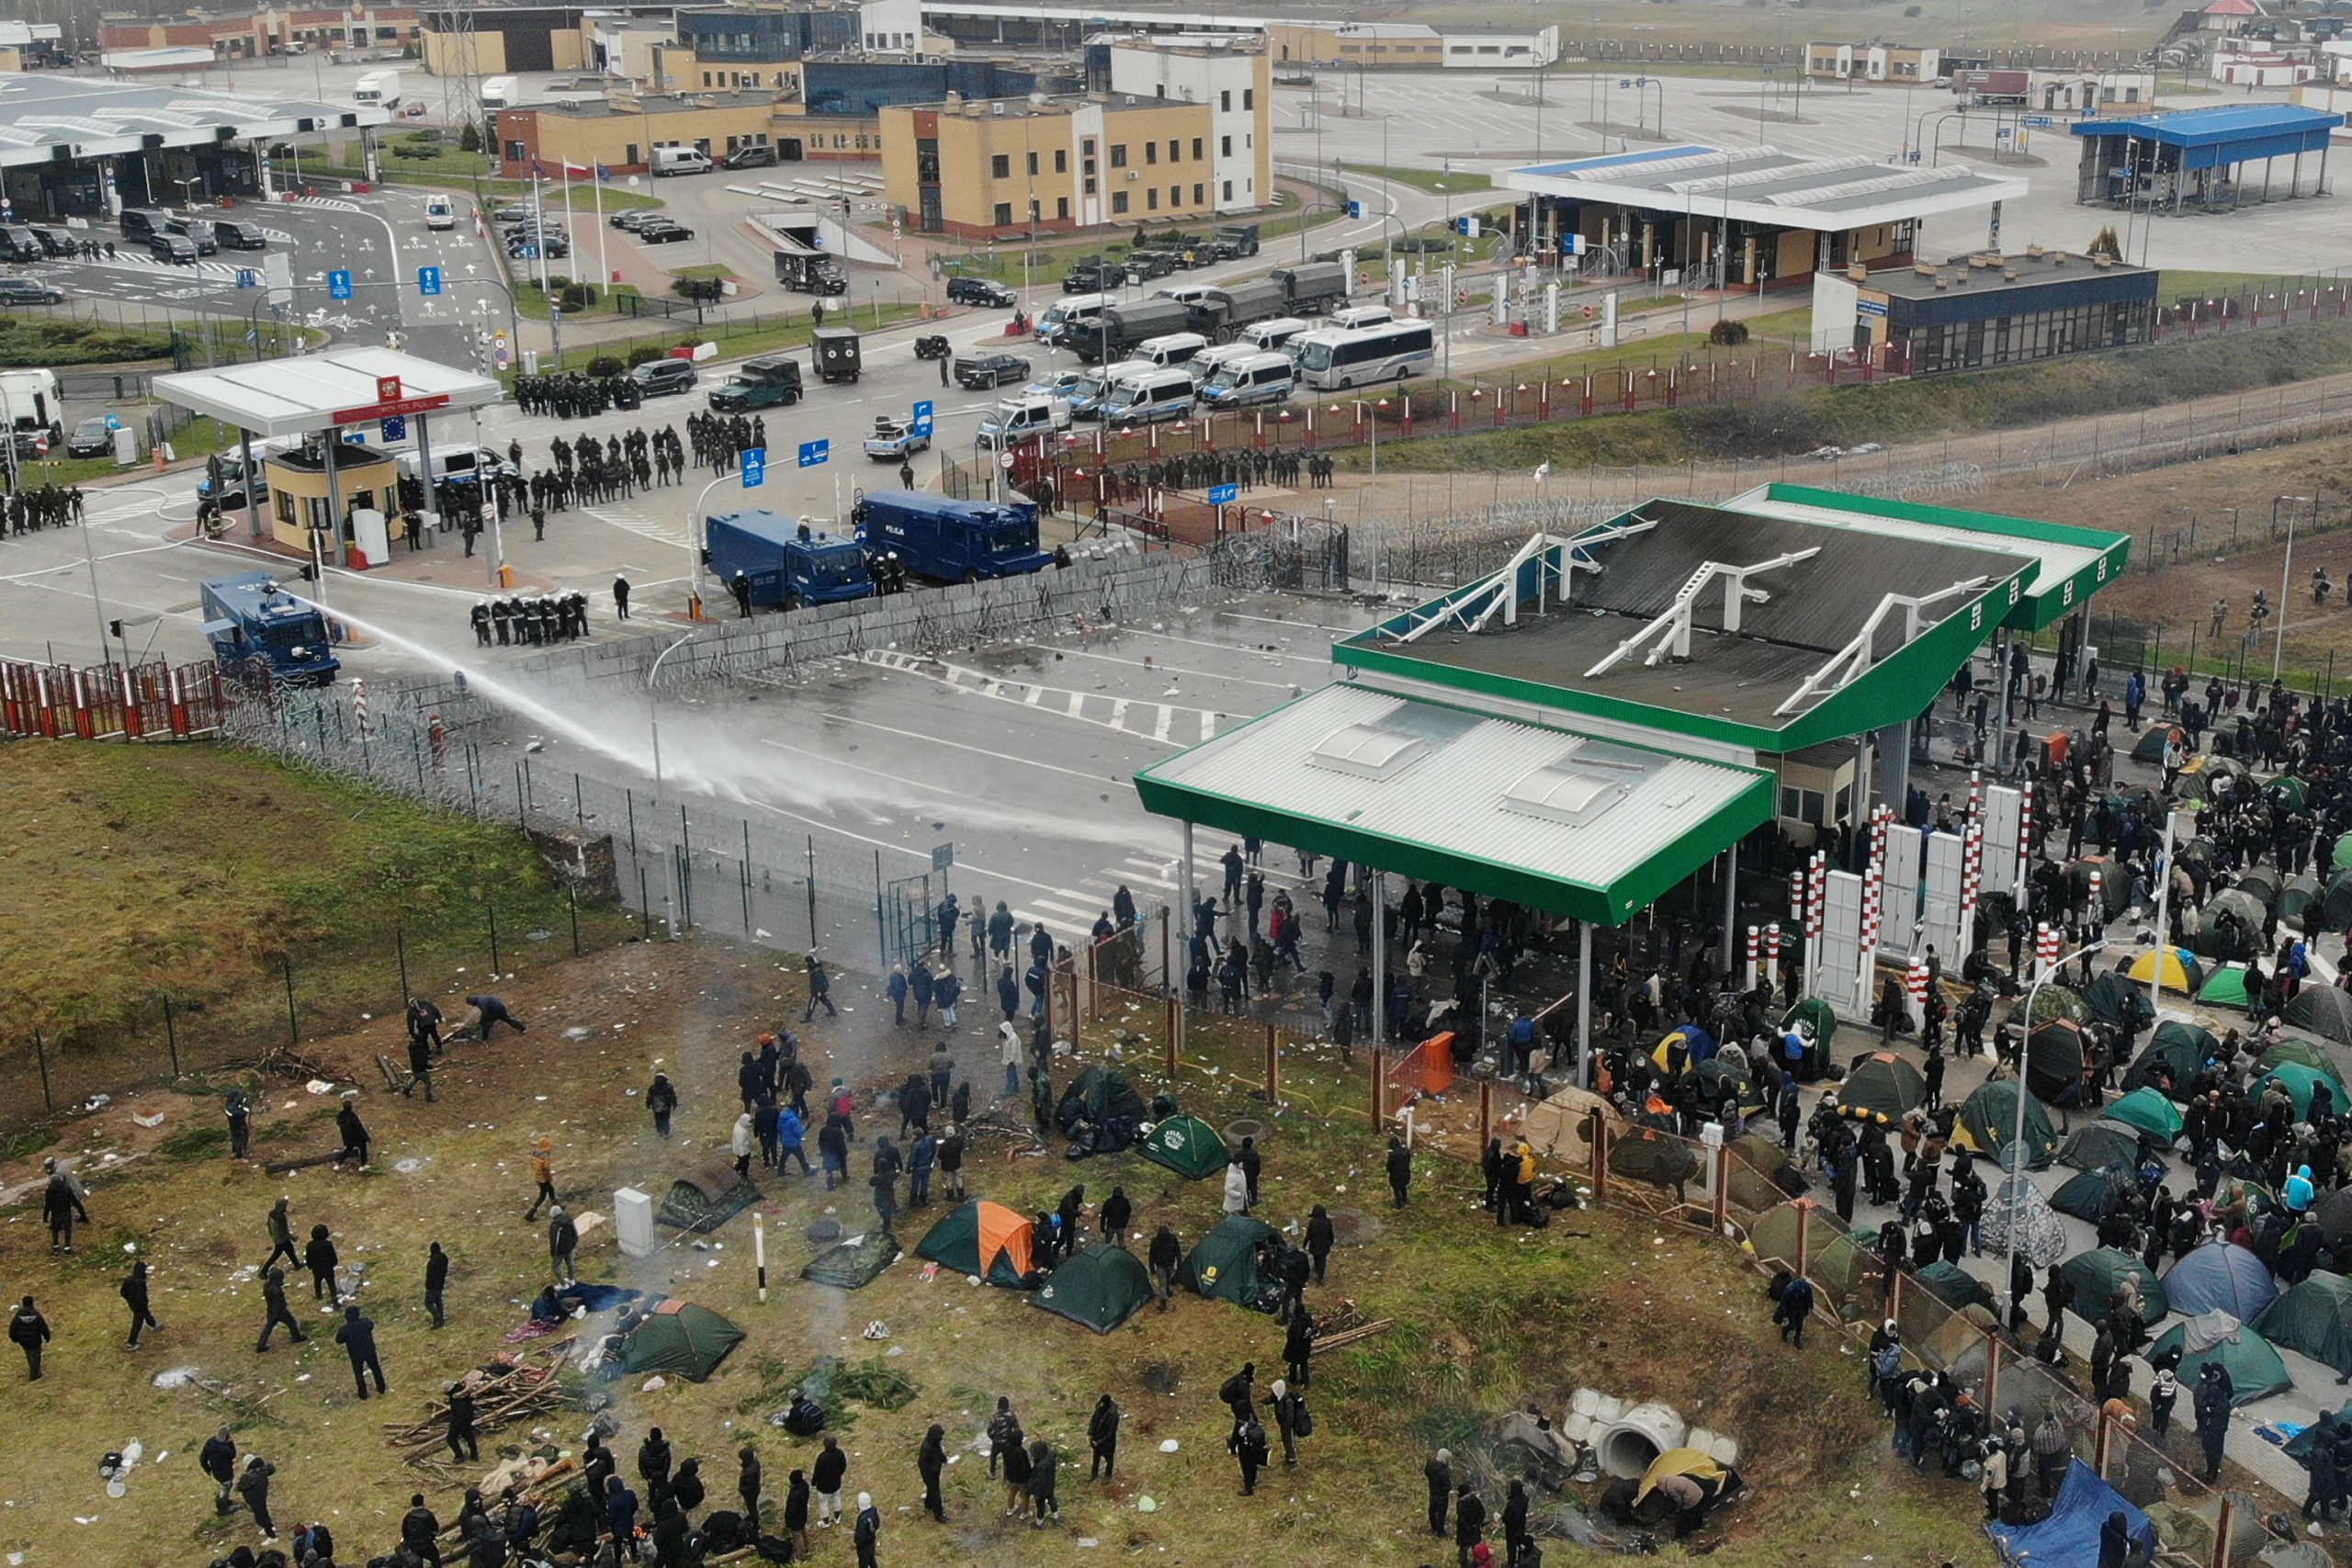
top-left (954, 353), bottom-right (1031, 389)
top-left (946, 276), bottom-right (1015, 308)
top-left (629, 358), bottom-right (698, 397)
top-left (213, 220), bottom-right (267, 250)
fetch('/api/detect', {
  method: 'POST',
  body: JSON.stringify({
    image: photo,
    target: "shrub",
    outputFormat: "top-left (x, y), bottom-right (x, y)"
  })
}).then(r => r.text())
top-left (627, 345), bottom-right (667, 367)
top-left (1707, 319), bottom-right (1751, 346)
top-left (587, 355), bottom-right (624, 378)
top-left (558, 282), bottom-right (594, 313)
top-left (459, 119), bottom-right (481, 153)
top-left (2086, 225), bottom-right (2122, 260)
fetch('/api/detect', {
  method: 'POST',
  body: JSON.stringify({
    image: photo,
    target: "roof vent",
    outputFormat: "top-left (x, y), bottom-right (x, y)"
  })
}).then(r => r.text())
top-left (1501, 762), bottom-right (1628, 829)
top-left (2027, 243), bottom-right (2045, 258)
top-left (2004, 267), bottom-right (2018, 280)
top-left (1308, 722), bottom-right (1428, 782)
top-left (2050, 250), bottom-right (2067, 265)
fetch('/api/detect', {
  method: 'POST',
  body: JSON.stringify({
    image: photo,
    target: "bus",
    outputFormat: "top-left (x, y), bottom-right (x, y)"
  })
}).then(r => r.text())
top-left (1288, 319), bottom-right (1435, 391)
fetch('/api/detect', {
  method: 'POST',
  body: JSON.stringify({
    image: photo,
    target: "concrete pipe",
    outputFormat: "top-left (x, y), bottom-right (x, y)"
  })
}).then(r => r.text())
top-left (1597, 1402), bottom-right (1688, 1480)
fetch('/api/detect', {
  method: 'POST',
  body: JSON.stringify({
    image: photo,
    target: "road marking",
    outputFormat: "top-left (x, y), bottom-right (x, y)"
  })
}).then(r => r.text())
top-left (1046, 641), bottom-right (1299, 691)
top-left (1152, 706), bottom-right (1174, 742)
top-left (811, 707), bottom-right (1125, 783)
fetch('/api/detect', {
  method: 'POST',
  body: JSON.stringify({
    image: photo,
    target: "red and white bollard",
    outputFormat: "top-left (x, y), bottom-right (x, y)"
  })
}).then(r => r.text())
top-left (1743, 924), bottom-right (1760, 991)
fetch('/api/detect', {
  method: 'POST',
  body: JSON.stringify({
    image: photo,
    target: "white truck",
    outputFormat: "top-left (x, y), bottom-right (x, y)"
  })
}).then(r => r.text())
top-left (354, 72), bottom-right (401, 108)
top-left (0, 367), bottom-right (63, 453)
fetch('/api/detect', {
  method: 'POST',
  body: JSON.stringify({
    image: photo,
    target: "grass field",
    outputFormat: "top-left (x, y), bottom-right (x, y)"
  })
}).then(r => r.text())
top-left (0, 927), bottom-right (1999, 1568)
top-left (1339, 164), bottom-right (1496, 197)
top-left (0, 745), bottom-right (629, 1112)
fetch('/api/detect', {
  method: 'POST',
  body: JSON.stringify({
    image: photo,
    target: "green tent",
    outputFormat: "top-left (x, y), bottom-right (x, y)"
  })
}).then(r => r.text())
top-left (2247, 1062), bottom-right (2342, 1120)
top-left (2064, 857), bottom-right (2131, 920)
top-left (1031, 1244), bottom-right (1154, 1334)
top-left (1610, 1126), bottom-right (1705, 1189)
top-left (2198, 966), bottom-right (2255, 1009)
top-left (1838, 1052), bottom-right (1926, 1123)
top-left (2106, 1087), bottom-right (2185, 1141)
top-left (2255, 1272), bottom-right (2352, 1373)
top-left (2028, 985), bottom-right (2090, 1027)
top-left (2122, 1021), bottom-right (2218, 1101)
top-left (2052, 1167), bottom-right (2138, 1223)
top-left (2237, 868), bottom-right (2281, 907)
top-left (2279, 874), bottom-right (2322, 929)
top-left (1915, 1261), bottom-right (1994, 1314)
top-left (2259, 1040), bottom-right (2347, 1092)
top-left (2130, 728), bottom-right (2174, 763)
top-left (1747, 1201), bottom-right (1877, 1305)
top-left (1177, 1214), bottom-right (1280, 1311)
top-left (2321, 872), bottom-right (2352, 934)
top-left (2058, 1247), bottom-right (2172, 1331)
top-left (1954, 1078), bottom-right (2057, 1170)
top-left (912, 1200), bottom-right (1039, 1290)
top-left (799, 1231), bottom-right (903, 1291)
top-left (657, 1159), bottom-right (763, 1234)
top-left (2083, 972), bottom-right (2156, 1033)
top-left (2026, 1020), bottom-right (2088, 1106)
top-left (2283, 1399), bottom-right (2352, 1468)
top-left (2284, 986), bottom-right (2352, 1046)
top-left (2057, 1120), bottom-right (2147, 1174)
top-left (616, 1301), bottom-right (746, 1382)
top-left (2270, 775), bottom-right (2311, 810)
top-left (1137, 1113), bottom-right (1230, 1180)
top-left (2151, 1312), bottom-right (2293, 1406)
top-left (1059, 1065), bottom-right (1150, 1150)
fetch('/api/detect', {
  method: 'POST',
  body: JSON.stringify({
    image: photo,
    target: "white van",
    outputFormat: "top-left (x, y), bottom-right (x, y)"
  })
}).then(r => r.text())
top-left (1329, 303), bottom-right (1394, 331)
top-left (423, 193), bottom-right (456, 231)
top-left (1037, 292), bottom-right (1111, 348)
top-left (976, 392), bottom-right (1073, 450)
top-left (353, 72), bottom-right (400, 107)
top-left (1183, 341), bottom-right (1255, 385)
top-left (651, 146), bottom-right (714, 176)
top-left (1066, 360), bottom-right (1149, 422)
top-left (1154, 282), bottom-right (1215, 306)
top-left (1130, 331), bottom-right (1208, 370)
top-left (480, 74), bottom-right (517, 109)
top-left (1194, 351), bottom-right (1295, 411)
top-left (1238, 316), bottom-right (1310, 354)
top-left (1099, 366), bottom-right (1198, 427)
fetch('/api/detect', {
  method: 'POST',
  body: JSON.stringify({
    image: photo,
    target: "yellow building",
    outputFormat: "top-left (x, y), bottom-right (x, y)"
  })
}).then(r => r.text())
top-left (494, 92), bottom-right (789, 175)
top-left (882, 93), bottom-right (1224, 239)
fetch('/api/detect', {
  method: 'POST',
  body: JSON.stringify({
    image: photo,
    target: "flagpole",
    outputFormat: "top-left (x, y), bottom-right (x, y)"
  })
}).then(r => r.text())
top-left (592, 164), bottom-right (609, 297)
top-left (531, 162), bottom-right (549, 297)
top-left (559, 159), bottom-right (576, 288)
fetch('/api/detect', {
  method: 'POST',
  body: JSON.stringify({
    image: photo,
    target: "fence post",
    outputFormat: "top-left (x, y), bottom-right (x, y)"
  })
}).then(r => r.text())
top-left (396, 928), bottom-right (411, 1004)
top-left (1711, 1144), bottom-right (1729, 1234)
top-left (487, 904), bottom-right (502, 974)
top-left (2210, 1496), bottom-right (2234, 1568)
top-left (1263, 1023), bottom-right (1278, 1100)
top-left (1478, 1079), bottom-right (1493, 1156)
top-left (569, 884), bottom-right (582, 955)
top-left (575, 771), bottom-right (584, 827)
top-left (627, 787), bottom-right (638, 854)
top-left (1984, 1331), bottom-right (2003, 1418)
top-left (805, 836), bottom-right (818, 949)
top-left (161, 994), bottom-right (180, 1077)
top-left (280, 954), bottom-right (299, 1046)
top-left (1591, 1117), bottom-right (1608, 1208)
top-left (2093, 1407), bottom-right (2113, 1480)
top-left (32, 1025), bottom-right (51, 1111)
top-left (1371, 1046), bottom-right (1386, 1127)
top-left (514, 762), bottom-right (526, 829)
top-left (1163, 995), bottom-right (1178, 1077)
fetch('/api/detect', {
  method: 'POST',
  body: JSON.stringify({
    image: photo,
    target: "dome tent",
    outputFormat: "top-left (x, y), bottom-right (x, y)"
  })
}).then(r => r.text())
top-left (2161, 1241), bottom-right (2278, 1323)
top-left (2126, 947), bottom-right (2204, 993)
top-left (2056, 1120), bottom-right (2147, 1174)
top-left (2285, 983), bottom-right (2352, 1045)
top-left (1177, 1213), bottom-right (1280, 1311)
top-left (2253, 1272), bottom-right (2352, 1374)
top-left (913, 1200), bottom-right (1039, 1289)
top-left (2122, 1020), bottom-right (2218, 1101)
top-left (2051, 1167), bottom-right (2138, 1224)
top-left (1780, 998), bottom-right (1837, 1078)
top-left (1952, 1078), bottom-right (2057, 1170)
top-left (2150, 1312), bottom-right (2293, 1406)
top-left (1522, 1084), bottom-right (1625, 1171)
top-left (1136, 1114), bottom-right (1230, 1180)
top-left (613, 1300), bottom-right (746, 1383)
top-left (2105, 1087), bottom-right (2185, 1141)
top-left (2198, 965), bottom-right (2254, 1009)
top-left (1747, 1199), bottom-right (1878, 1306)
top-left (2083, 970), bottom-right (2156, 1032)
top-left (1914, 1260), bottom-right (1994, 1314)
top-left (2026, 1019), bottom-right (2089, 1107)
top-left (799, 1230), bottom-right (903, 1291)
top-left (1984, 1174), bottom-right (2070, 1269)
top-left (1838, 1051), bottom-right (1926, 1123)
top-left (1031, 1244), bottom-right (1154, 1334)
top-left (2248, 1062), bottom-right (2342, 1120)
top-left (2259, 1038), bottom-right (2346, 1089)
top-left (2058, 1247), bottom-right (2170, 1332)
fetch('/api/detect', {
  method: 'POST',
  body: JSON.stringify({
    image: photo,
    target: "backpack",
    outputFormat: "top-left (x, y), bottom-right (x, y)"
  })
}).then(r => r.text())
top-left (1291, 1395), bottom-right (1313, 1438)
top-left (1872, 1343), bottom-right (1904, 1382)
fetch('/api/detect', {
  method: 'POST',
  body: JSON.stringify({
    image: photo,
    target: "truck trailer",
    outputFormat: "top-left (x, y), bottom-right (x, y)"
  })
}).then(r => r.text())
top-left (1071, 298), bottom-right (1193, 364)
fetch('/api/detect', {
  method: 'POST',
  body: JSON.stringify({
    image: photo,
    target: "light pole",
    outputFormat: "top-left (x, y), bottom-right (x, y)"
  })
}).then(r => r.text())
top-left (647, 628), bottom-right (700, 940)
top-left (2274, 503), bottom-right (2296, 680)
top-left (1621, 75), bottom-right (1664, 140)
top-left (2005, 934), bottom-right (2103, 1319)
top-left (686, 468), bottom-right (756, 618)
top-left (1351, 397), bottom-right (1385, 489)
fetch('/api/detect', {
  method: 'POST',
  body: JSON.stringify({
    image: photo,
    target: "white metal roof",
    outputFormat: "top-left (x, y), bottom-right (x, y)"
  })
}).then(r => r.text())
top-left (1135, 681), bottom-right (1772, 923)
top-left (154, 347), bottom-right (503, 438)
top-left (0, 72), bottom-right (389, 169)
top-left (1726, 487), bottom-right (2106, 606)
top-left (1499, 142), bottom-right (2028, 234)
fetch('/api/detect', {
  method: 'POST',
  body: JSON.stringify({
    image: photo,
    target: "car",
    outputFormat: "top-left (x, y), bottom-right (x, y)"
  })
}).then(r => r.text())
top-left (509, 238), bottom-right (569, 259)
top-left (149, 232), bottom-right (199, 265)
top-left (1024, 370), bottom-right (1089, 407)
top-left (721, 144), bottom-right (775, 170)
top-left (65, 414), bottom-right (116, 457)
top-left (636, 218), bottom-right (694, 243)
top-left (167, 219), bottom-right (219, 255)
top-left (0, 277), bottom-right (65, 306)
top-left (492, 203), bottom-right (537, 224)
top-left (0, 225), bottom-right (42, 263)
top-left (946, 276), bottom-right (1016, 308)
top-left (862, 415), bottom-right (931, 460)
top-left (212, 219), bottom-right (266, 250)
top-left (629, 358), bottom-right (697, 397)
top-left (954, 353), bottom-right (1030, 389)
top-left (610, 209), bottom-right (655, 231)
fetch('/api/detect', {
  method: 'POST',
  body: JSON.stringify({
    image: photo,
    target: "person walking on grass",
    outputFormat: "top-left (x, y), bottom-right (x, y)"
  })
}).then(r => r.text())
top-left (237, 1453), bottom-right (277, 1541)
top-left (1027, 1438), bottom-right (1060, 1527)
top-left (120, 1259), bottom-right (160, 1349)
top-left (918, 1426), bottom-right (948, 1521)
top-left (526, 1138), bottom-right (559, 1220)
top-left (335, 1303), bottom-right (386, 1400)
top-left (548, 1204), bottom-right (580, 1284)
top-left (854, 1492), bottom-right (881, 1568)
top-left (1089, 1394), bottom-right (1121, 1480)
top-left (424, 1241), bottom-right (449, 1330)
top-left (254, 1268), bottom-right (306, 1351)
top-left (304, 1224), bottom-right (341, 1304)
top-left (813, 1436), bottom-right (848, 1528)
top-left (10, 1295), bottom-right (51, 1381)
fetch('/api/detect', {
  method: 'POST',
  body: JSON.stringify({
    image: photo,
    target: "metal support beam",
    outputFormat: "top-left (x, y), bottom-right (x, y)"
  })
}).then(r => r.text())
top-left (1576, 919), bottom-right (1593, 1089)
top-left (1584, 547), bottom-right (1819, 678)
top-left (1775, 576), bottom-right (1988, 716)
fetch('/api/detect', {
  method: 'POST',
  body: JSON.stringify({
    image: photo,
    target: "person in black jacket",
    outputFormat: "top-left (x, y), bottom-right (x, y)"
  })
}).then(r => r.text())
top-left (1283, 1309), bottom-right (1316, 1390)
top-left (737, 1446), bottom-right (763, 1525)
top-left (784, 1468), bottom-right (810, 1557)
top-left (447, 1383), bottom-right (481, 1461)
top-left (639, 1428), bottom-right (673, 1492)
top-left (1101, 1186), bottom-right (1133, 1246)
top-left (1306, 1203), bottom-right (1336, 1283)
top-left (672, 1457), bottom-right (706, 1517)
top-left (120, 1259), bottom-right (159, 1348)
top-left (334, 1304), bottom-right (385, 1400)
top-left (254, 1268), bottom-right (306, 1351)
top-left (425, 1241), bottom-right (450, 1329)
top-left (236, 1455), bottom-right (277, 1540)
top-left (1424, 1448), bottom-right (1453, 1536)
top-left (1387, 1136), bottom-right (1413, 1207)
top-left (1453, 1483), bottom-right (1487, 1568)
top-left (1228, 1414), bottom-right (1268, 1495)
top-left (200, 1427), bottom-right (239, 1516)
top-left (1148, 1224), bottom-right (1182, 1310)
top-left (1088, 1394), bottom-right (1121, 1479)
top-left (401, 1494), bottom-right (445, 1568)
top-left (812, 1436), bottom-right (849, 1528)
top-left (918, 1426), bottom-right (948, 1521)
top-left (304, 1224), bottom-right (340, 1304)
top-left (1027, 1438), bottom-right (1060, 1526)
top-left (1501, 1477), bottom-right (1530, 1566)
top-left (853, 1492), bottom-right (879, 1567)
top-left (646, 1072), bottom-right (679, 1138)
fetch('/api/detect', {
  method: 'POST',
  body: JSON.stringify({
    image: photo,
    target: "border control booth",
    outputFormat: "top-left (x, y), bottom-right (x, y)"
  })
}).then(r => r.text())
top-left (1133, 488), bottom-right (2127, 1077)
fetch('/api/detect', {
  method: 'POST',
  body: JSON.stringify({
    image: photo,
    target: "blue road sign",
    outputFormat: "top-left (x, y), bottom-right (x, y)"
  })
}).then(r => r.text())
top-left (741, 446), bottom-right (767, 489)
top-left (379, 415), bottom-right (408, 443)
top-left (1208, 483), bottom-right (1238, 505)
top-left (2021, 114), bottom-right (2057, 129)
top-left (1856, 299), bottom-right (1888, 319)
top-left (515, 244), bottom-right (539, 261)
top-left (911, 399), bottom-right (934, 437)
top-left (1347, 200), bottom-right (1363, 220)
top-left (104, 413), bottom-right (120, 431)
top-left (235, 267), bottom-right (259, 289)
top-left (797, 438), bottom-right (829, 469)
top-left (327, 268), bottom-right (352, 299)
top-left (417, 265), bottom-right (443, 296)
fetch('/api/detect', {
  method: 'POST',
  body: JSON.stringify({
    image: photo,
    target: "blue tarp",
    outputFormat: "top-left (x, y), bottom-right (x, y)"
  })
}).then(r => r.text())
top-left (2161, 1241), bottom-right (2278, 1323)
top-left (1987, 1459), bottom-right (2155, 1567)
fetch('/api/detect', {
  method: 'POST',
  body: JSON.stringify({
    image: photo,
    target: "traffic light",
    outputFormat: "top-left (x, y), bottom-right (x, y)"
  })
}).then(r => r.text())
top-left (107, 619), bottom-right (123, 639)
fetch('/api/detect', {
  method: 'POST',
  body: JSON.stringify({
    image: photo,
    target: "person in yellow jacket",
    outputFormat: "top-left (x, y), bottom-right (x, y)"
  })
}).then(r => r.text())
top-left (1496, 1139), bottom-right (1535, 1227)
top-left (526, 1138), bottom-right (558, 1221)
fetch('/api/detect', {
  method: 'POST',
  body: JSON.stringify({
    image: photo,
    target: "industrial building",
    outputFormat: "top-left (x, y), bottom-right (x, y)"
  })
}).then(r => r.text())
top-left (882, 90), bottom-right (1220, 238)
top-left (2066, 102), bottom-right (2342, 213)
top-left (1133, 490), bottom-right (2127, 1073)
top-left (1498, 143), bottom-right (2025, 294)
top-left (1810, 248), bottom-right (2161, 375)
top-left (1805, 41), bottom-right (1942, 83)
top-left (101, 6), bottom-right (419, 59)
top-left (417, 2), bottom-right (682, 78)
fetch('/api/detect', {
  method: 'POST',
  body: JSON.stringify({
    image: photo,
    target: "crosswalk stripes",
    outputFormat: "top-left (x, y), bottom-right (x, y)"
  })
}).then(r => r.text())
top-left (854, 648), bottom-right (1220, 745)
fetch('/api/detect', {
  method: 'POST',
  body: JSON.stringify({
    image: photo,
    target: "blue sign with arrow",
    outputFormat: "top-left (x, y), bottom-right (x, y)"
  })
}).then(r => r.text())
top-left (797, 438), bottom-right (829, 469)
top-left (741, 446), bottom-right (767, 489)
top-left (417, 265), bottom-right (443, 297)
top-left (911, 399), bottom-right (934, 438)
top-left (235, 268), bottom-right (259, 289)
top-left (327, 268), bottom-right (352, 300)
top-left (1208, 483), bottom-right (1238, 505)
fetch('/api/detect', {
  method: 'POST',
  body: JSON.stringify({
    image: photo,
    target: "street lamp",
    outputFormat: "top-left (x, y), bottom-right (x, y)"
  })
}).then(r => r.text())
top-left (2004, 932), bottom-right (2104, 1322)
top-left (1351, 397), bottom-right (1387, 490)
top-left (686, 467), bottom-right (760, 618)
top-left (1620, 75), bottom-right (1664, 140)
top-left (647, 628), bottom-right (701, 940)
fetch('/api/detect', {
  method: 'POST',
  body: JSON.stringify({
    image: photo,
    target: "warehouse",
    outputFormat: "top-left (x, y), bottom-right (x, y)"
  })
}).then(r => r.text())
top-left (1498, 142), bottom-right (2027, 292)
top-left (2067, 102), bottom-right (2343, 213)
top-left (1809, 248), bottom-right (2162, 374)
